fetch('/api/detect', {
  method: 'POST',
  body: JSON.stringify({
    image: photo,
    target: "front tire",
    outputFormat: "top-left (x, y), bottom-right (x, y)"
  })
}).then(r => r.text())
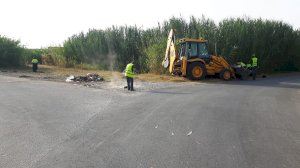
top-left (220, 69), bottom-right (231, 80)
top-left (187, 62), bottom-right (206, 80)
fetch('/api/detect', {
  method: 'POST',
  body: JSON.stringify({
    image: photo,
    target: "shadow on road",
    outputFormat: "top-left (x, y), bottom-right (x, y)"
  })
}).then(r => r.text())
top-left (145, 90), bottom-right (192, 95)
top-left (207, 74), bottom-right (300, 89)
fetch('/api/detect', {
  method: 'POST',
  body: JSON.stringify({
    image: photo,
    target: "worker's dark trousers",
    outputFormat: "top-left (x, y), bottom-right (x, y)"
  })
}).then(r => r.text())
top-left (252, 67), bottom-right (257, 80)
top-left (126, 77), bottom-right (134, 91)
top-left (32, 63), bottom-right (38, 72)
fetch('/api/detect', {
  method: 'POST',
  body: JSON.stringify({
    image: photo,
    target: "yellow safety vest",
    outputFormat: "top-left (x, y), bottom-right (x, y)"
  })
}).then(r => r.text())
top-left (125, 63), bottom-right (134, 78)
top-left (252, 57), bottom-right (258, 67)
top-left (32, 59), bottom-right (38, 64)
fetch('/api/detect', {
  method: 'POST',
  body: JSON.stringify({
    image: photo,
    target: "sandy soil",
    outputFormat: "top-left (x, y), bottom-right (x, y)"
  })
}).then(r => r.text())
top-left (0, 65), bottom-right (195, 92)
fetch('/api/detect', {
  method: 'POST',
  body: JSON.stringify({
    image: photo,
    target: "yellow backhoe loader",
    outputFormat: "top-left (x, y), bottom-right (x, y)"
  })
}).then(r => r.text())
top-left (162, 29), bottom-right (240, 80)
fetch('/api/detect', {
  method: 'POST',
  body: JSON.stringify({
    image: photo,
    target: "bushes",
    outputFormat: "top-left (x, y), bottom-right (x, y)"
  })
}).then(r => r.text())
top-left (63, 27), bottom-right (148, 72)
top-left (59, 16), bottom-right (300, 73)
top-left (28, 18), bottom-right (300, 74)
top-left (145, 40), bottom-right (166, 74)
top-left (63, 30), bottom-right (109, 68)
top-left (217, 18), bottom-right (298, 72)
top-left (1, 16), bottom-right (299, 72)
top-left (0, 36), bottom-right (24, 67)
top-left (41, 47), bottom-right (65, 66)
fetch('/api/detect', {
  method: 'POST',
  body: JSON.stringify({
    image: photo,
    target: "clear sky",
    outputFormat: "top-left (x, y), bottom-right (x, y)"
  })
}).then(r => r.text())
top-left (1, 0), bottom-right (299, 48)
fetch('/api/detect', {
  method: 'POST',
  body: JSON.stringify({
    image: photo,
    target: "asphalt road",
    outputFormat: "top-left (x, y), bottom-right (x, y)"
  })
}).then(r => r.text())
top-left (0, 74), bottom-right (299, 168)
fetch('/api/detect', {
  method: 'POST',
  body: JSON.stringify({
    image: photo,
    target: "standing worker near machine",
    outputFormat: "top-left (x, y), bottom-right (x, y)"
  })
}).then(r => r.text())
top-left (125, 62), bottom-right (135, 91)
top-left (31, 56), bottom-right (39, 72)
top-left (251, 54), bottom-right (258, 80)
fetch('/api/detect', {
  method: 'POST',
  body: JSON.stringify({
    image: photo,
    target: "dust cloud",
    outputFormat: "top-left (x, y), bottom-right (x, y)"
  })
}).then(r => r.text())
top-left (107, 52), bottom-right (124, 89)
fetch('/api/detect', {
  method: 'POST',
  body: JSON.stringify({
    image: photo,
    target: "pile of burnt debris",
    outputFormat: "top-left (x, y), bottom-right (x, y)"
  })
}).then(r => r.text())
top-left (66, 73), bottom-right (104, 82)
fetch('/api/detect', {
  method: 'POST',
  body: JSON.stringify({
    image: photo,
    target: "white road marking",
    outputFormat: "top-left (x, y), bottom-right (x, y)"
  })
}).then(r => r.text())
top-left (195, 140), bottom-right (201, 145)
top-left (95, 128), bottom-right (120, 148)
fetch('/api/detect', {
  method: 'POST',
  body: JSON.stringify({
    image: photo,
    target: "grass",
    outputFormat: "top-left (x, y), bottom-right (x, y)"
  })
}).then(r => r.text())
top-left (136, 73), bottom-right (188, 82)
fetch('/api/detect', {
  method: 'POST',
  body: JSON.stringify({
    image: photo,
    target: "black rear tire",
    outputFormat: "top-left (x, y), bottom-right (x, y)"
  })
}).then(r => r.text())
top-left (187, 62), bottom-right (206, 80)
top-left (220, 69), bottom-right (231, 80)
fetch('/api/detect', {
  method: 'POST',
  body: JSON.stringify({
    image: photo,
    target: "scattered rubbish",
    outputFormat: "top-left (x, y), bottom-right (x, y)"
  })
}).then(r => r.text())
top-left (155, 125), bottom-right (158, 128)
top-left (187, 131), bottom-right (193, 136)
top-left (66, 75), bottom-right (75, 82)
top-left (19, 75), bottom-right (31, 78)
top-left (65, 73), bottom-right (104, 82)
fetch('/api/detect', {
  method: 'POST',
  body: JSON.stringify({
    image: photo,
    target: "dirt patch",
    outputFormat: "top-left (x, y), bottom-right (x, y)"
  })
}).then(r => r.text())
top-left (136, 73), bottom-right (188, 82)
top-left (0, 65), bottom-right (198, 92)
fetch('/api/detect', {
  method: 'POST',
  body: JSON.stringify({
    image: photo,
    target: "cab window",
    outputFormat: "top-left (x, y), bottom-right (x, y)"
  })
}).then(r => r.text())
top-left (187, 42), bottom-right (198, 57)
top-left (179, 43), bottom-right (186, 58)
top-left (199, 43), bottom-right (208, 56)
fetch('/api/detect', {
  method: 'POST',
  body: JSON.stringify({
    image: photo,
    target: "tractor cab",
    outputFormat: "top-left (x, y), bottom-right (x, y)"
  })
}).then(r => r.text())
top-left (172, 38), bottom-right (212, 77)
top-left (162, 29), bottom-right (236, 80)
top-left (178, 38), bottom-right (210, 61)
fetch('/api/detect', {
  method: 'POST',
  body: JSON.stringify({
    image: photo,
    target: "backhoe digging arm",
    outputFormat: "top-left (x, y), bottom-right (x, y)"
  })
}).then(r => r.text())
top-left (162, 29), bottom-right (178, 73)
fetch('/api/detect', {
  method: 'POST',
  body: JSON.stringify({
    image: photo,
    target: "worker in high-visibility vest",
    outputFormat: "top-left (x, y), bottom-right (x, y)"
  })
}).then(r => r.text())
top-left (125, 62), bottom-right (135, 91)
top-left (31, 57), bottom-right (39, 72)
top-left (251, 54), bottom-right (258, 80)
